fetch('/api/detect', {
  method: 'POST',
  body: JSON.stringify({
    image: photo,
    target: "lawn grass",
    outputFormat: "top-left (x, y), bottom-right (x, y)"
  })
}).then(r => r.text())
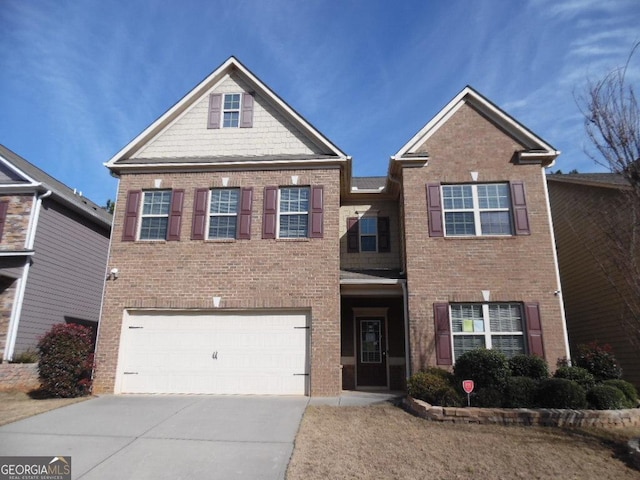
top-left (287, 403), bottom-right (640, 480)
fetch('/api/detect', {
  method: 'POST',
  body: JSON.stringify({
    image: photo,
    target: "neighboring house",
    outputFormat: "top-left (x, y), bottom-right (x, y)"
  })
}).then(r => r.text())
top-left (93, 57), bottom-right (569, 396)
top-left (547, 173), bottom-right (639, 387)
top-left (0, 145), bottom-right (112, 361)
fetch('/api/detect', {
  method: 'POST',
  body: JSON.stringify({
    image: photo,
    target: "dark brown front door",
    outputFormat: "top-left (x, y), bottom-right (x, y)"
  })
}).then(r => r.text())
top-left (356, 317), bottom-right (387, 387)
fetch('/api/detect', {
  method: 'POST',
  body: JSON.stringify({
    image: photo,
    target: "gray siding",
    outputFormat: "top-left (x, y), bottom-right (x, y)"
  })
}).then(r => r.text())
top-left (14, 198), bottom-right (110, 352)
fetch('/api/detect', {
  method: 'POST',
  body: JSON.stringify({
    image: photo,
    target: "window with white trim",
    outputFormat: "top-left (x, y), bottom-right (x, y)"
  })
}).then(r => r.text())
top-left (279, 187), bottom-right (309, 238)
top-left (209, 188), bottom-right (239, 239)
top-left (450, 303), bottom-right (525, 360)
top-left (223, 93), bottom-right (241, 128)
top-left (442, 183), bottom-right (512, 236)
top-left (140, 190), bottom-right (172, 240)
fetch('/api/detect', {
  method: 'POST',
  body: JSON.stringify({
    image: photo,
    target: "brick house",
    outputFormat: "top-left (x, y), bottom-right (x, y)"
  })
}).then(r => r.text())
top-left (93, 57), bottom-right (569, 396)
top-left (547, 173), bottom-right (639, 387)
top-left (0, 145), bottom-right (112, 362)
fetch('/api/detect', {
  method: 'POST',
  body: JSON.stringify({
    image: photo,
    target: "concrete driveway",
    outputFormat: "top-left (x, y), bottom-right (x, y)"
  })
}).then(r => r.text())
top-left (0, 395), bottom-right (308, 479)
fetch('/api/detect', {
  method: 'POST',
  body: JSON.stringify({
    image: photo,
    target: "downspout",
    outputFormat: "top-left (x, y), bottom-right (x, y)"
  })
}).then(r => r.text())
top-left (3, 189), bottom-right (52, 360)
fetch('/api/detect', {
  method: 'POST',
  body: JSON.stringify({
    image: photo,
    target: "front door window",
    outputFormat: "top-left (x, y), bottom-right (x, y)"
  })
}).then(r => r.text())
top-left (360, 320), bottom-right (382, 363)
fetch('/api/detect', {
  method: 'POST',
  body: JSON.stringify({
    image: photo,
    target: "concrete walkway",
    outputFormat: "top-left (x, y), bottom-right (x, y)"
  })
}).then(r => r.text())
top-left (0, 392), bottom-right (400, 480)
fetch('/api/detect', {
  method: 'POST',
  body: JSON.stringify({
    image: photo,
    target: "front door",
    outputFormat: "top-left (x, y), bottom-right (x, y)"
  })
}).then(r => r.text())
top-left (356, 317), bottom-right (387, 388)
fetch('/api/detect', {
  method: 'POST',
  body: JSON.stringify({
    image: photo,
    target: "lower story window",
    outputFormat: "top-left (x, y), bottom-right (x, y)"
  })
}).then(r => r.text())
top-left (450, 303), bottom-right (525, 360)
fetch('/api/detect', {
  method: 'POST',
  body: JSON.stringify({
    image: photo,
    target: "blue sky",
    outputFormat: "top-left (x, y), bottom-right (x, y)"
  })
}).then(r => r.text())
top-left (1, 0), bottom-right (638, 206)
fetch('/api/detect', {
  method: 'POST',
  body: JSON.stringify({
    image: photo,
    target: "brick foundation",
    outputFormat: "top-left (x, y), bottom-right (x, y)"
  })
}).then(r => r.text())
top-left (0, 363), bottom-right (40, 392)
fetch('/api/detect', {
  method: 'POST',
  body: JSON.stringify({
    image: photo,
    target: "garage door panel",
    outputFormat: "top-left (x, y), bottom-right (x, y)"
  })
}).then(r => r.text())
top-left (117, 312), bottom-right (308, 395)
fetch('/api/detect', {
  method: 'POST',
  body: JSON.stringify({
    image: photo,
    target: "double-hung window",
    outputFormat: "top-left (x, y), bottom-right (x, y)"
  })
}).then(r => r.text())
top-left (140, 190), bottom-right (172, 240)
top-left (209, 188), bottom-right (239, 239)
top-left (359, 217), bottom-right (377, 251)
top-left (222, 94), bottom-right (241, 128)
top-left (450, 303), bottom-right (525, 360)
top-left (347, 216), bottom-right (391, 253)
top-left (442, 183), bottom-right (512, 236)
top-left (279, 187), bottom-right (309, 238)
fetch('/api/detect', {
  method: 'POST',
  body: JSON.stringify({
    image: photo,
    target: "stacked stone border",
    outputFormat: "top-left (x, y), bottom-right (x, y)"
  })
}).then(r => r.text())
top-left (403, 396), bottom-right (640, 469)
top-left (0, 363), bottom-right (39, 391)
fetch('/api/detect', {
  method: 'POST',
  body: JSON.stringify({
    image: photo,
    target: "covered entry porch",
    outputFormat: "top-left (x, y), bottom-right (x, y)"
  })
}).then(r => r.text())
top-left (340, 270), bottom-right (407, 392)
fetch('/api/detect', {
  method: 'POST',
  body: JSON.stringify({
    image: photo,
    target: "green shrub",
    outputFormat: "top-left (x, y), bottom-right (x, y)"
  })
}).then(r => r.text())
top-left (602, 379), bottom-right (638, 407)
top-left (454, 349), bottom-right (510, 392)
top-left (422, 366), bottom-right (455, 383)
top-left (535, 378), bottom-right (587, 409)
top-left (553, 366), bottom-right (596, 390)
top-left (574, 342), bottom-right (622, 381)
top-left (503, 376), bottom-right (539, 408)
top-left (9, 349), bottom-right (39, 363)
top-left (508, 354), bottom-right (549, 379)
top-left (587, 385), bottom-right (628, 410)
top-left (407, 372), bottom-right (462, 406)
top-left (37, 323), bottom-right (94, 398)
top-left (473, 387), bottom-right (504, 408)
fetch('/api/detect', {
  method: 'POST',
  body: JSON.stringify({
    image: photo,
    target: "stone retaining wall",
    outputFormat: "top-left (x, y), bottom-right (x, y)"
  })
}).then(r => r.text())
top-left (403, 396), bottom-right (640, 428)
top-left (0, 363), bottom-right (40, 391)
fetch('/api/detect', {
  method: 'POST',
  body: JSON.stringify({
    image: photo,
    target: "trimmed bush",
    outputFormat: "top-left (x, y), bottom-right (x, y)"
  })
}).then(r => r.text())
top-left (454, 349), bottom-right (510, 392)
top-left (422, 366), bottom-right (455, 384)
top-left (503, 376), bottom-right (539, 408)
top-left (407, 372), bottom-right (462, 406)
top-left (471, 387), bottom-right (503, 408)
top-left (535, 378), bottom-right (587, 409)
top-left (37, 323), bottom-right (94, 398)
top-left (9, 349), bottom-right (39, 364)
top-left (587, 385), bottom-right (628, 410)
top-left (574, 342), bottom-right (622, 381)
top-left (508, 354), bottom-right (549, 379)
top-left (603, 379), bottom-right (638, 407)
top-left (553, 366), bottom-right (596, 390)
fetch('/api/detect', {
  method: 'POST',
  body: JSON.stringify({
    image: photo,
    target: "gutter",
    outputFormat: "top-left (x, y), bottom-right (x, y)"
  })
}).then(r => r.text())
top-left (3, 189), bottom-right (51, 360)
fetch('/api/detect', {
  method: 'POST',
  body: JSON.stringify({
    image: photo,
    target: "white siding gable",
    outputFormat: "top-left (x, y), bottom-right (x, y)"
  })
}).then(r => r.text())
top-left (133, 73), bottom-right (325, 159)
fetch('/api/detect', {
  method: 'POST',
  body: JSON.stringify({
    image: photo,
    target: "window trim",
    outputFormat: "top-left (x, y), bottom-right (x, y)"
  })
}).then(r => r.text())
top-left (359, 216), bottom-right (378, 252)
top-left (449, 302), bottom-right (526, 360)
top-left (139, 190), bottom-right (172, 241)
top-left (441, 183), bottom-right (513, 237)
top-left (277, 186), bottom-right (310, 239)
top-left (222, 93), bottom-right (241, 128)
top-left (208, 187), bottom-right (240, 240)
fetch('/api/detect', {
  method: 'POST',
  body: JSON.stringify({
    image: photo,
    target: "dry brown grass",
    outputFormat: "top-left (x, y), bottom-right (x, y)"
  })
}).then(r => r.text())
top-left (0, 390), bottom-right (89, 426)
top-left (287, 403), bottom-right (640, 480)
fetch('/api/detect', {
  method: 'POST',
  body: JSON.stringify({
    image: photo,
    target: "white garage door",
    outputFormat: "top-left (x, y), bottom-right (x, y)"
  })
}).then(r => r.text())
top-left (116, 311), bottom-right (309, 395)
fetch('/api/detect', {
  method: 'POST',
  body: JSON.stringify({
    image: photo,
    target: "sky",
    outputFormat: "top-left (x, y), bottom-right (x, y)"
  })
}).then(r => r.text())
top-left (0, 0), bottom-right (639, 206)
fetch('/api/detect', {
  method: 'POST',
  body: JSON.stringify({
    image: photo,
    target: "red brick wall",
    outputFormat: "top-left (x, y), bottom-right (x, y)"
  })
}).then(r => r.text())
top-left (94, 168), bottom-right (341, 396)
top-left (402, 103), bottom-right (567, 371)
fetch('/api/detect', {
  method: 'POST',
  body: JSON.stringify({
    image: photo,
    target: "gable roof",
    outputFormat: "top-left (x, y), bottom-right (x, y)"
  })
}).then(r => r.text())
top-left (392, 86), bottom-right (560, 167)
top-left (0, 144), bottom-right (112, 228)
top-left (106, 56), bottom-right (347, 172)
top-left (546, 172), bottom-right (630, 189)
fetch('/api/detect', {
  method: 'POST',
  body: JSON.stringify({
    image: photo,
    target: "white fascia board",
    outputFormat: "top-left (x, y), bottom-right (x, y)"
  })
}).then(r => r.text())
top-left (106, 57), bottom-right (346, 168)
top-left (110, 157), bottom-right (348, 172)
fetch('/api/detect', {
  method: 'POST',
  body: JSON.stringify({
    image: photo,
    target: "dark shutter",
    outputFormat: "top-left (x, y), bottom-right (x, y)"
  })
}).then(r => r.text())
top-left (191, 188), bottom-right (209, 240)
top-left (309, 185), bottom-right (324, 238)
top-left (207, 94), bottom-right (222, 129)
top-left (426, 184), bottom-right (444, 237)
top-left (347, 217), bottom-right (359, 253)
top-left (262, 186), bottom-right (278, 239)
top-left (122, 190), bottom-right (141, 242)
top-left (166, 189), bottom-right (184, 241)
top-left (511, 181), bottom-right (530, 235)
top-left (434, 303), bottom-right (452, 365)
top-left (0, 200), bottom-right (9, 243)
top-left (240, 93), bottom-right (254, 128)
top-left (524, 302), bottom-right (545, 357)
top-left (378, 217), bottom-right (390, 252)
top-left (237, 187), bottom-right (253, 240)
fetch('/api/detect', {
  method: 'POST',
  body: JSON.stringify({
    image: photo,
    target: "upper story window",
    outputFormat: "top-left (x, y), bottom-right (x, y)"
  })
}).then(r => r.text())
top-left (450, 303), bottom-right (525, 360)
top-left (426, 182), bottom-right (530, 238)
top-left (262, 185), bottom-right (324, 240)
top-left (347, 216), bottom-right (390, 253)
top-left (122, 189), bottom-right (185, 242)
top-left (209, 188), bottom-right (239, 239)
top-left (442, 183), bottom-right (511, 236)
top-left (279, 187), bottom-right (309, 238)
top-left (140, 190), bottom-right (172, 240)
top-left (222, 94), bottom-right (241, 128)
top-left (207, 93), bottom-right (254, 129)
